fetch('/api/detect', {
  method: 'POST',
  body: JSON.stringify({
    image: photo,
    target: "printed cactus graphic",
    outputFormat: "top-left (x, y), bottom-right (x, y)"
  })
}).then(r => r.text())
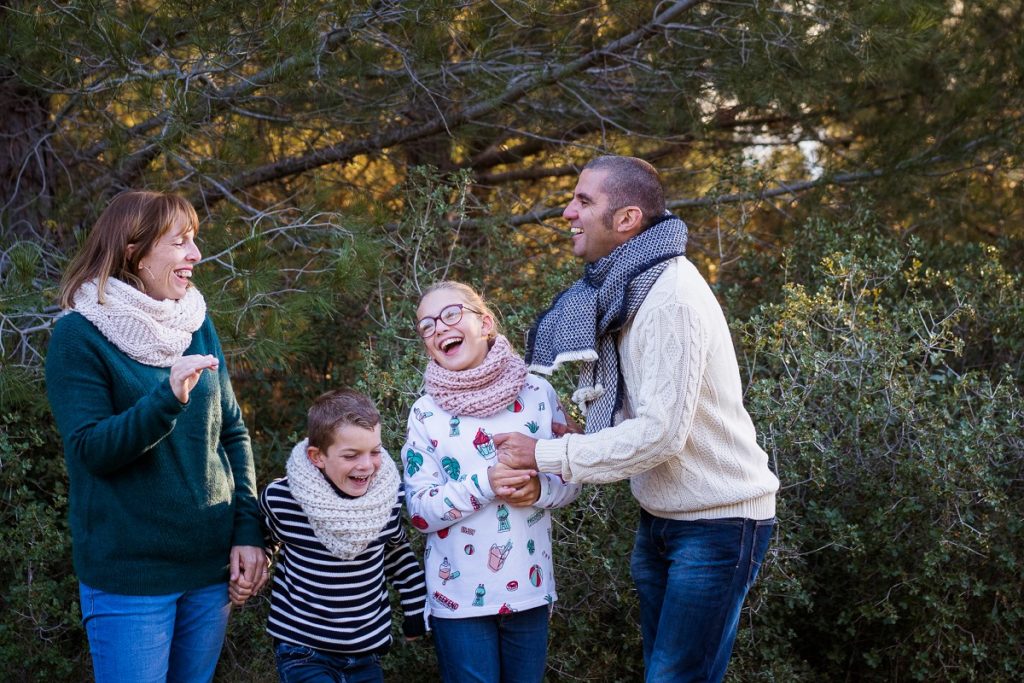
top-left (525, 421), bottom-right (539, 433)
top-left (405, 449), bottom-right (424, 476)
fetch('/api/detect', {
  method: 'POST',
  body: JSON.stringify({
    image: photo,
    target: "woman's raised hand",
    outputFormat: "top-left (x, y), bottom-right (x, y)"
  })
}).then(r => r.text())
top-left (169, 354), bottom-right (219, 404)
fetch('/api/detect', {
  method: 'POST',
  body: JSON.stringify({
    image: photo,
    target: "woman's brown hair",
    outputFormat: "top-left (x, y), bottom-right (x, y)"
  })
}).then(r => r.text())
top-left (58, 190), bottom-right (199, 308)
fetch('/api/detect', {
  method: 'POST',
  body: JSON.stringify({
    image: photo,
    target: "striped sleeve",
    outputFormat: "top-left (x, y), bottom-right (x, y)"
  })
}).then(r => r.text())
top-left (383, 488), bottom-right (427, 638)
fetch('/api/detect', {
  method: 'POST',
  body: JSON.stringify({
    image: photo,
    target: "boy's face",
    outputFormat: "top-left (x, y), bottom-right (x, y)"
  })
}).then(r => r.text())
top-left (307, 423), bottom-right (383, 497)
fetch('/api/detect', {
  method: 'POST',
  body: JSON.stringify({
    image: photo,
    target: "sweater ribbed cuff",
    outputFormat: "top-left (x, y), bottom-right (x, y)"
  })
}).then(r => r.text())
top-left (534, 437), bottom-right (569, 480)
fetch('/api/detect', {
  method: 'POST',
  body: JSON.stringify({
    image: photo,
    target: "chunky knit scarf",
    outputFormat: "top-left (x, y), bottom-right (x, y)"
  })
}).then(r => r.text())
top-left (285, 438), bottom-right (400, 560)
top-left (526, 214), bottom-right (688, 432)
top-left (72, 277), bottom-right (207, 367)
top-left (424, 334), bottom-right (528, 418)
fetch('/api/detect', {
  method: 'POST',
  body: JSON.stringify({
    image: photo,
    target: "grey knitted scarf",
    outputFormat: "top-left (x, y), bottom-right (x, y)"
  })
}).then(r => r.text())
top-left (525, 214), bottom-right (687, 432)
top-left (285, 438), bottom-right (400, 560)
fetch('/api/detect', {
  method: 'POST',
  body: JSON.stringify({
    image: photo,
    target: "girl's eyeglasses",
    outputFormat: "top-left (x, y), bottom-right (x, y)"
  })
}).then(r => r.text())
top-left (416, 303), bottom-right (482, 338)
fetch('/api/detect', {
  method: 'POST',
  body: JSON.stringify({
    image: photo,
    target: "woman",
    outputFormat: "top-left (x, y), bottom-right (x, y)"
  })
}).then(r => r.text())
top-left (46, 190), bottom-right (266, 682)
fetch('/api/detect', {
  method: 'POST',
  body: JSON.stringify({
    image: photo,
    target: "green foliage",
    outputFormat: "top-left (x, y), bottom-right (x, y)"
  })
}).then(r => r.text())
top-left (730, 210), bottom-right (1024, 681)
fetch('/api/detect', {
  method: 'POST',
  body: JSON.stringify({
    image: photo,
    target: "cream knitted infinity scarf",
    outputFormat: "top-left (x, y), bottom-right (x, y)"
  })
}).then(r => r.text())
top-left (72, 277), bottom-right (207, 368)
top-left (423, 334), bottom-right (527, 418)
top-left (285, 438), bottom-right (400, 560)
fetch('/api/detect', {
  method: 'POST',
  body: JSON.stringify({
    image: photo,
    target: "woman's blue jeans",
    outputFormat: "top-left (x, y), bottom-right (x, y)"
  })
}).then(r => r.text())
top-left (79, 581), bottom-right (230, 683)
top-left (630, 513), bottom-right (775, 683)
top-left (274, 641), bottom-right (383, 683)
top-left (430, 604), bottom-right (550, 683)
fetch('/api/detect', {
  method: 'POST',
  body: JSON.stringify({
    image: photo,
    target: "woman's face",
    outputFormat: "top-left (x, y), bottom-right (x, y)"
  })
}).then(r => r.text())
top-left (416, 289), bottom-right (493, 372)
top-left (136, 214), bottom-right (201, 301)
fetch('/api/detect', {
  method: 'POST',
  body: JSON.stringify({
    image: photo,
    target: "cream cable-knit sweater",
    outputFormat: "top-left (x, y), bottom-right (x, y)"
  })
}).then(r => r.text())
top-left (535, 256), bottom-right (779, 521)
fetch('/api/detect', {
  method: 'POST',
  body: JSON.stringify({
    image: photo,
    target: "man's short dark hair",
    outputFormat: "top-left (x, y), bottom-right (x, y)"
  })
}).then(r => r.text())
top-left (583, 156), bottom-right (666, 228)
top-left (307, 389), bottom-right (380, 450)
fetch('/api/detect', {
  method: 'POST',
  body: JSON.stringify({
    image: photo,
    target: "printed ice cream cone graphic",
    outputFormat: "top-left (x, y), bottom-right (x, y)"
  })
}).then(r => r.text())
top-left (473, 428), bottom-right (496, 460)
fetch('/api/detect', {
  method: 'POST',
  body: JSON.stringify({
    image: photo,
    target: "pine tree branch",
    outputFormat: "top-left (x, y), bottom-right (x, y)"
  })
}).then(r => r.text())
top-left (196, 0), bottom-right (708, 205)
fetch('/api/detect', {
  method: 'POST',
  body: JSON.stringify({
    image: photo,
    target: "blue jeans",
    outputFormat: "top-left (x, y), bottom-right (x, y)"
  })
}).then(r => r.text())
top-left (79, 581), bottom-right (230, 683)
top-left (274, 641), bottom-right (383, 683)
top-left (431, 605), bottom-right (549, 683)
top-left (630, 513), bottom-right (775, 683)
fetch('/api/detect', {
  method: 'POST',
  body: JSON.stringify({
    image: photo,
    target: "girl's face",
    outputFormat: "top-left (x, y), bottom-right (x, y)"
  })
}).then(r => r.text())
top-left (417, 289), bottom-right (494, 372)
top-left (133, 213), bottom-right (201, 301)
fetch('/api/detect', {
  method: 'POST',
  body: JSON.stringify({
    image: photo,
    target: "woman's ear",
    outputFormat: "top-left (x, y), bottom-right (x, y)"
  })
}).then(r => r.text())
top-left (481, 313), bottom-right (495, 339)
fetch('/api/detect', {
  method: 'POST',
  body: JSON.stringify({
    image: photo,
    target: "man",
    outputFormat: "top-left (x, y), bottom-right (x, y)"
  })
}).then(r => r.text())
top-left (494, 155), bottom-right (779, 683)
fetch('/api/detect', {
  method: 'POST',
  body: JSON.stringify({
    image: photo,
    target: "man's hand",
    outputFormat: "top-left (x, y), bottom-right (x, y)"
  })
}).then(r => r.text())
top-left (493, 432), bottom-right (539, 470)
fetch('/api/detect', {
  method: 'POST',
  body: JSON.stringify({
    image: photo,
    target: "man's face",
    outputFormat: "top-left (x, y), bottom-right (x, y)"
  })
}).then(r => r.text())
top-left (562, 169), bottom-right (625, 263)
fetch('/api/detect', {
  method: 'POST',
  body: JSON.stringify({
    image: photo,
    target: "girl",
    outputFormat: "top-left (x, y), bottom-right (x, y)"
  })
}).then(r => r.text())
top-left (401, 281), bottom-right (580, 683)
top-left (46, 191), bottom-right (265, 682)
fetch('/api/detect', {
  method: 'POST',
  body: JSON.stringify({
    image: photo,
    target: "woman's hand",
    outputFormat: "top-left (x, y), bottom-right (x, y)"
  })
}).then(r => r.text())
top-left (169, 354), bottom-right (219, 404)
top-left (229, 545), bottom-right (269, 606)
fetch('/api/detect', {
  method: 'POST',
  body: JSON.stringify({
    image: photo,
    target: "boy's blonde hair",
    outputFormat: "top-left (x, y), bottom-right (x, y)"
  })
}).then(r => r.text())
top-left (307, 389), bottom-right (380, 450)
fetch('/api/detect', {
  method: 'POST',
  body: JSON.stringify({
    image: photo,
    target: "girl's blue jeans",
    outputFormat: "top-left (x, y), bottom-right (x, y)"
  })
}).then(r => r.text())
top-left (430, 604), bottom-right (550, 683)
top-left (79, 581), bottom-right (230, 683)
top-left (630, 513), bottom-right (775, 683)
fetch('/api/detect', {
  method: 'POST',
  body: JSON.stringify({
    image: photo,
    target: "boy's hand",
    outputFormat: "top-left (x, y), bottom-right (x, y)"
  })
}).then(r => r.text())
top-left (230, 545), bottom-right (269, 600)
top-left (228, 575), bottom-right (254, 607)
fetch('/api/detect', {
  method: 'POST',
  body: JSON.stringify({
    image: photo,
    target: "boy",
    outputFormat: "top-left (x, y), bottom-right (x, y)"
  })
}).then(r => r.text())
top-left (250, 389), bottom-right (427, 682)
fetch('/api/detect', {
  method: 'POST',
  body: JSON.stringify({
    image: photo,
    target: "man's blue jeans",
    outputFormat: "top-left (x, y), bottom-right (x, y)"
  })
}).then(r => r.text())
top-left (630, 513), bottom-right (775, 683)
top-left (274, 641), bottom-right (384, 683)
top-left (430, 605), bottom-right (550, 683)
top-left (79, 581), bottom-right (230, 683)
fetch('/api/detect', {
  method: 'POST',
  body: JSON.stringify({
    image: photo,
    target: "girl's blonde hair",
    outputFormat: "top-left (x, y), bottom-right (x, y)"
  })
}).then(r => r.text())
top-left (419, 280), bottom-right (501, 341)
top-left (58, 190), bottom-right (199, 308)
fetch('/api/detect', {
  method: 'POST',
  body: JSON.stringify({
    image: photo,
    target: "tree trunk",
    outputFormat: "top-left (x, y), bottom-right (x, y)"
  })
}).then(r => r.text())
top-left (1, 70), bottom-right (53, 242)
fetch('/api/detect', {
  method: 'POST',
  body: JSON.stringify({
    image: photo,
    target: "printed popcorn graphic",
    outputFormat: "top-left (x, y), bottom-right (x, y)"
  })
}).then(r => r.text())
top-left (473, 428), bottom-right (496, 460)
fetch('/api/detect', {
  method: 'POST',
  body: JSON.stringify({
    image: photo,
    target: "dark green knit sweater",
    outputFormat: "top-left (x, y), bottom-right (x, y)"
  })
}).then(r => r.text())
top-left (46, 312), bottom-right (263, 595)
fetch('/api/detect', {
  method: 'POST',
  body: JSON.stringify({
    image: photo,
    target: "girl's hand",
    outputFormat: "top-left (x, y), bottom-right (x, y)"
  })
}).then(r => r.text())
top-left (505, 476), bottom-right (541, 507)
top-left (169, 354), bottom-right (219, 404)
top-left (487, 461), bottom-right (536, 498)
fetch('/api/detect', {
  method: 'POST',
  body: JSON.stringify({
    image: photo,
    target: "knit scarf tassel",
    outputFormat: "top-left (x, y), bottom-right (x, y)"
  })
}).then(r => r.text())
top-left (286, 439), bottom-right (400, 560)
top-left (71, 277), bottom-right (207, 367)
top-left (424, 334), bottom-right (528, 418)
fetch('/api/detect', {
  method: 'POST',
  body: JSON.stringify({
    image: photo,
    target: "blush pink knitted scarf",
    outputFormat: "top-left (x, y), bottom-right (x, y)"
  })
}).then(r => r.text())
top-left (424, 334), bottom-right (527, 417)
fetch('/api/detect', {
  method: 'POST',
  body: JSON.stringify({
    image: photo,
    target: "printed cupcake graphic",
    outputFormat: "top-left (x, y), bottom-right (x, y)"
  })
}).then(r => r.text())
top-left (473, 427), bottom-right (496, 460)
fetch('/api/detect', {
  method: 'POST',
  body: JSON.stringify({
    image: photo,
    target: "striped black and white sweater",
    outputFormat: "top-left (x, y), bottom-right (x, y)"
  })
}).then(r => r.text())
top-left (260, 478), bottom-right (427, 654)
